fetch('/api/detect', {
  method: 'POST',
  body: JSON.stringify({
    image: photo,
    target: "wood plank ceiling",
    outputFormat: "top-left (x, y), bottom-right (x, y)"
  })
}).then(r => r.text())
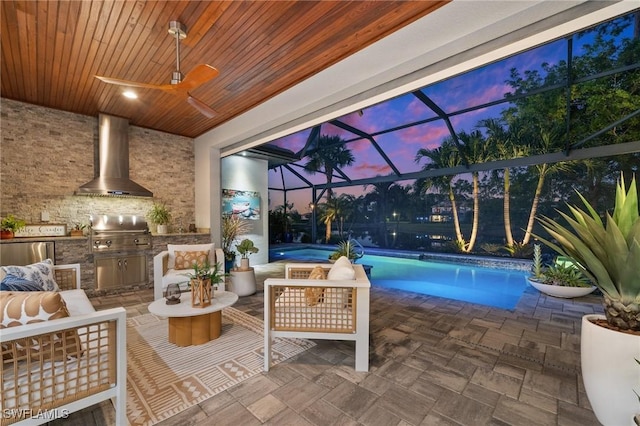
top-left (1, 1), bottom-right (448, 138)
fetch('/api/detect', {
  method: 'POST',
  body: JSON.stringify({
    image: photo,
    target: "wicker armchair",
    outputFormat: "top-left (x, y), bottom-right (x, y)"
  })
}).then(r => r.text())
top-left (263, 262), bottom-right (370, 372)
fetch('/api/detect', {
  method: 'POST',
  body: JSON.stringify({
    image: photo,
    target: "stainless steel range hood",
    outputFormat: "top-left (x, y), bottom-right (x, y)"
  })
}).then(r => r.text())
top-left (76, 114), bottom-right (153, 197)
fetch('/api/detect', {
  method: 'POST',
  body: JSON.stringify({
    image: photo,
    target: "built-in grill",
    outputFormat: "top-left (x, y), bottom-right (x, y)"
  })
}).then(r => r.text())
top-left (90, 214), bottom-right (151, 252)
top-left (90, 214), bottom-right (151, 290)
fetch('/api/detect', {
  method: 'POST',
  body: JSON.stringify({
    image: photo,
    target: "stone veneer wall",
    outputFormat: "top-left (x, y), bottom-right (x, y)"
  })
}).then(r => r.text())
top-left (0, 98), bottom-right (199, 233)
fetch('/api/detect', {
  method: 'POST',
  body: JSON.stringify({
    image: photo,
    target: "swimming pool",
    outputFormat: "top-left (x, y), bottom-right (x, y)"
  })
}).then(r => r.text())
top-left (269, 247), bottom-right (529, 310)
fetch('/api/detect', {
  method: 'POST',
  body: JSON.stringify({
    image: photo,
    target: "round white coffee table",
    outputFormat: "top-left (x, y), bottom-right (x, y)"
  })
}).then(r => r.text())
top-left (148, 290), bottom-right (238, 347)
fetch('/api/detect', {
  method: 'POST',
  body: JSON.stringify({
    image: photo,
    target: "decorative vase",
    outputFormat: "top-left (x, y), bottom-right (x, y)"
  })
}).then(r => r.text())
top-left (527, 278), bottom-right (596, 298)
top-left (224, 255), bottom-right (236, 273)
top-left (239, 258), bottom-right (250, 271)
top-left (190, 278), bottom-right (212, 308)
top-left (0, 230), bottom-right (14, 239)
top-left (156, 224), bottom-right (168, 234)
top-left (581, 314), bottom-right (640, 426)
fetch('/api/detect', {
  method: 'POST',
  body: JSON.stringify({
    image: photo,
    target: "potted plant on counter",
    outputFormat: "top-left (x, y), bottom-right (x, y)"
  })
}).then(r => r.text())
top-left (236, 238), bottom-right (258, 271)
top-left (535, 174), bottom-right (640, 426)
top-left (70, 223), bottom-right (87, 237)
top-left (148, 203), bottom-right (171, 234)
top-left (1, 215), bottom-right (26, 239)
top-left (526, 244), bottom-right (596, 298)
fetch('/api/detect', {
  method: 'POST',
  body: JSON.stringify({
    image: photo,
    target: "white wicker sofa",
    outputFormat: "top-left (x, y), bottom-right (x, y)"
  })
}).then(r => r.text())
top-left (0, 263), bottom-right (126, 426)
top-left (263, 257), bottom-right (371, 372)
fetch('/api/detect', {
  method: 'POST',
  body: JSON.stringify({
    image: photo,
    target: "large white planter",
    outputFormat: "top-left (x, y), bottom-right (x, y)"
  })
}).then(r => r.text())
top-left (230, 268), bottom-right (256, 297)
top-left (527, 278), bottom-right (596, 298)
top-left (156, 224), bottom-right (168, 234)
top-left (581, 314), bottom-right (640, 426)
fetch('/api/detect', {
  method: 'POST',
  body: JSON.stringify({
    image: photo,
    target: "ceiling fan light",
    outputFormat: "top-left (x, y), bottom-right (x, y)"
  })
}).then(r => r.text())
top-left (123, 91), bottom-right (137, 99)
top-left (168, 21), bottom-right (187, 39)
top-left (171, 71), bottom-right (183, 85)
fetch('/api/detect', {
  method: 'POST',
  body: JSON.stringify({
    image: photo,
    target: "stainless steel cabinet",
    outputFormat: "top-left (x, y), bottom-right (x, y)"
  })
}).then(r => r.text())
top-left (0, 241), bottom-right (55, 266)
top-left (95, 254), bottom-right (147, 289)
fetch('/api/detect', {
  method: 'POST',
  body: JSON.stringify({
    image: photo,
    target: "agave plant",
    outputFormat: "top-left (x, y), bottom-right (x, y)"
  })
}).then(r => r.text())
top-left (329, 239), bottom-right (364, 262)
top-left (535, 175), bottom-right (640, 331)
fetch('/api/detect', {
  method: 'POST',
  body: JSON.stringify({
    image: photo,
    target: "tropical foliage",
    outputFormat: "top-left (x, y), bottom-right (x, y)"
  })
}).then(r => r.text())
top-left (236, 238), bottom-right (259, 259)
top-left (147, 203), bottom-right (171, 225)
top-left (304, 135), bottom-right (355, 242)
top-left (329, 240), bottom-right (363, 262)
top-left (535, 175), bottom-right (640, 330)
top-left (1, 215), bottom-right (26, 232)
top-left (222, 215), bottom-right (251, 260)
top-left (187, 259), bottom-right (225, 286)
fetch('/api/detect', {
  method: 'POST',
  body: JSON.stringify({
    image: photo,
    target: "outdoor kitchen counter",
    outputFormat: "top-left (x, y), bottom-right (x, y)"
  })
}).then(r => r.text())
top-left (2, 233), bottom-right (213, 295)
top-left (0, 236), bottom-right (88, 243)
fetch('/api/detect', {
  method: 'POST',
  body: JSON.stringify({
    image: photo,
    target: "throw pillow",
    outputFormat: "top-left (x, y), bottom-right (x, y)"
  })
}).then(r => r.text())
top-left (304, 265), bottom-right (326, 306)
top-left (174, 250), bottom-right (210, 270)
top-left (0, 291), bottom-right (84, 361)
top-left (326, 257), bottom-right (355, 308)
top-left (0, 274), bottom-right (44, 291)
top-left (167, 243), bottom-right (214, 269)
top-left (0, 259), bottom-right (59, 291)
top-left (327, 256), bottom-right (356, 280)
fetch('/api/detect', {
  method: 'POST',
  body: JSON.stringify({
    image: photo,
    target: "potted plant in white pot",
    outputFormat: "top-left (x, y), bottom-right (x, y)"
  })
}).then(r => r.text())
top-left (536, 175), bottom-right (640, 426)
top-left (236, 238), bottom-right (258, 271)
top-left (148, 202), bottom-right (171, 234)
top-left (526, 244), bottom-right (597, 298)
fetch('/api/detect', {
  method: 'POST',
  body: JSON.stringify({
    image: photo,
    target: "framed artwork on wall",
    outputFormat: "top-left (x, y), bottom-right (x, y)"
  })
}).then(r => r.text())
top-left (222, 189), bottom-right (261, 220)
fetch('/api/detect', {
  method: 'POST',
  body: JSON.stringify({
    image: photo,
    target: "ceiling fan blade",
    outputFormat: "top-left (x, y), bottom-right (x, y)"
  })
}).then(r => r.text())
top-left (95, 75), bottom-right (164, 90)
top-left (174, 64), bottom-right (219, 91)
top-left (186, 93), bottom-right (216, 118)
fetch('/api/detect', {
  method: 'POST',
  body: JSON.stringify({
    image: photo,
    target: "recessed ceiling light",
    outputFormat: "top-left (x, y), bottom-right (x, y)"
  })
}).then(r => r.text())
top-left (123, 91), bottom-right (137, 99)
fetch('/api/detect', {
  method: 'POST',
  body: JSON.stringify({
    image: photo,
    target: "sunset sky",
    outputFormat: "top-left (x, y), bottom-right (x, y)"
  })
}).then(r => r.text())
top-left (264, 13), bottom-right (633, 213)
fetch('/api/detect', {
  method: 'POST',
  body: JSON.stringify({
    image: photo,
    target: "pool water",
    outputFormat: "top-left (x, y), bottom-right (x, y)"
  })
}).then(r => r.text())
top-left (270, 248), bottom-right (528, 310)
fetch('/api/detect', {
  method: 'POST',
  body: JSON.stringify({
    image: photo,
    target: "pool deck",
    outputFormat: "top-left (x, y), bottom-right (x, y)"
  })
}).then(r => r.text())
top-left (61, 260), bottom-right (604, 426)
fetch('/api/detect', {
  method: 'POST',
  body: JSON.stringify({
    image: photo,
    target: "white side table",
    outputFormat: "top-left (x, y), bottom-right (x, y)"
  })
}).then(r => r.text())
top-left (230, 267), bottom-right (257, 296)
top-left (148, 290), bottom-right (238, 346)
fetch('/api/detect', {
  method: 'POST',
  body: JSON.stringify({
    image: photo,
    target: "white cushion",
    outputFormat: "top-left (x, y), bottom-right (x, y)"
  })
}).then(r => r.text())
top-left (327, 256), bottom-right (355, 280)
top-left (161, 268), bottom-right (193, 288)
top-left (60, 289), bottom-right (96, 316)
top-left (161, 268), bottom-right (223, 293)
top-left (167, 244), bottom-right (214, 269)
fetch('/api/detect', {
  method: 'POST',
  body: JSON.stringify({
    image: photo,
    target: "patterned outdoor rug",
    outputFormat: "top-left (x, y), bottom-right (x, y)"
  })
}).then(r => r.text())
top-left (126, 307), bottom-right (315, 425)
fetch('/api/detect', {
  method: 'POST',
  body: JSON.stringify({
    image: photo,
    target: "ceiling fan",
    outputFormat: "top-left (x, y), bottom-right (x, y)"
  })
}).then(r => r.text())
top-left (95, 21), bottom-right (219, 118)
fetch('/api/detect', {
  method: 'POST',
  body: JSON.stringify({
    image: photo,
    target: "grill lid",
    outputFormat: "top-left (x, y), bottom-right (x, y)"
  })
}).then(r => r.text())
top-left (90, 214), bottom-right (149, 233)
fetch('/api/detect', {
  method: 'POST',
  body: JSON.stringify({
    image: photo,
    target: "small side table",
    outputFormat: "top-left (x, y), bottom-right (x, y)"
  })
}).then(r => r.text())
top-left (148, 291), bottom-right (238, 346)
top-left (230, 267), bottom-right (257, 296)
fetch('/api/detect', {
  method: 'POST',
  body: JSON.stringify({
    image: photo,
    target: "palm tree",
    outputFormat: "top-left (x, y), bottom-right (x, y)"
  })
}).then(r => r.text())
top-left (480, 118), bottom-right (529, 248)
top-left (318, 200), bottom-right (339, 243)
top-left (456, 130), bottom-right (490, 252)
top-left (304, 135), bottom-right (355, 241)
top-left (520, 127), bottom-right (573, 245)
top-left (335, 193), bottom-right (357, 238)
top-left (363, 180), bottom-right (395, 247)
top-left (415, 141), bottom-right (466, 248)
